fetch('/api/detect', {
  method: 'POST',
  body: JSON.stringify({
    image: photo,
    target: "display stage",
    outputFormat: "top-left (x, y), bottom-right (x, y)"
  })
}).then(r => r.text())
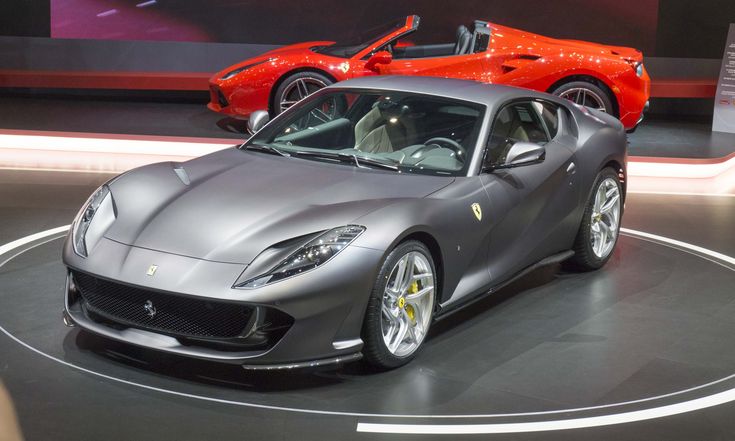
top-left (0, 170), bottom-right (734, 440)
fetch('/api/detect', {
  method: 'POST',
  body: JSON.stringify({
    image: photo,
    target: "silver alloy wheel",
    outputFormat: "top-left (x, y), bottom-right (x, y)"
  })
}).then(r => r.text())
top-left (381, 251), bottom-right (435, 357)
top-left (590, 177), bottom-right (621, 258)
top-left (557, 87), bottom-right (608, 113)
top-left (279, 77), bottom-right (328, 112)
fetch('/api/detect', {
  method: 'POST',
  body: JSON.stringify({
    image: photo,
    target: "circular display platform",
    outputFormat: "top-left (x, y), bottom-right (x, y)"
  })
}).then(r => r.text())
top-left (1, 228), bottom-right (734, 433)
top-left (0, 227), bottom-right (735, 416)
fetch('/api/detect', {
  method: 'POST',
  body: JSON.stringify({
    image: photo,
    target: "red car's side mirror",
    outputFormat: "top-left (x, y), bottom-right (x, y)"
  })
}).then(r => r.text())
top-left (365, 51), bottom-right (393, 72)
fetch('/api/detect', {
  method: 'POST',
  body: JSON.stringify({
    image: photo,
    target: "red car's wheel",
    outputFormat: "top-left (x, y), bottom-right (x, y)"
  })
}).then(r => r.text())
top-left (552, 81), bottom-right (614, 115)
top-left (273, 71), bottom-right (334, 115)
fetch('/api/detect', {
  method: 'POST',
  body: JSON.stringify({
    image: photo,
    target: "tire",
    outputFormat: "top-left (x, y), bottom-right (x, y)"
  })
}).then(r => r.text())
top-left (567, 167), bottom-right (623, 271)
top-left (551, 81), bottom-right (615, 115)
top-left (362, 241), bottom-right (437, 370)
top-left (272, 71), bottom-right (333, 116)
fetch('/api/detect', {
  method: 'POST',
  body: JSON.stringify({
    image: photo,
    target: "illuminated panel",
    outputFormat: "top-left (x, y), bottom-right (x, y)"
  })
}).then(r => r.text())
top-left (0, 129), bottom-right (733, 196)
top-left (0, 129), bottom-right (241, 173)
top-left (628, 154), bottom-right (735, 196)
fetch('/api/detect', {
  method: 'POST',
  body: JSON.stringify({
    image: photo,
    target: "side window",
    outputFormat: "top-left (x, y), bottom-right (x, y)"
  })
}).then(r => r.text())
top-left (532, 101), bottom-right (559, 140)
top-left (485, 101), bottom-right (549, 166)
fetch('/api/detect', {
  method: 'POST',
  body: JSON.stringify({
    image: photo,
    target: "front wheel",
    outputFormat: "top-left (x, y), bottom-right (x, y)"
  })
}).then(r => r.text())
top-left (362, 241), bottom-right (437, 370)
top-left (272, 71), bottom-right (333, 116)
top-left (567, 167), bottom-right (623, 271)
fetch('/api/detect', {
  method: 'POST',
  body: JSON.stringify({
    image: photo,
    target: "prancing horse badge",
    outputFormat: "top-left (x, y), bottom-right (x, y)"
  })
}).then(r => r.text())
top-left (471, 203), bottom-right (482, 221)
top-left (146, 264), bottom-right (158, 276)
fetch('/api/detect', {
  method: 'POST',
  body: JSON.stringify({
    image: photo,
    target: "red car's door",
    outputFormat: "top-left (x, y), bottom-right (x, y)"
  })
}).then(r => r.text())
top-left (375, 52), bottom-right (492, 83)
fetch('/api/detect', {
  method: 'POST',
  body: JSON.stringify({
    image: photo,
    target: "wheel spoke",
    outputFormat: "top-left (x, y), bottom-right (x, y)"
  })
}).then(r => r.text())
top-left (412, 306), bottom-right (425, 334)
top-left (411, 272), bottom-right (432, 281)
top-left (384, 286), bottom-right (401, 300)
top-left (594, 187), bottom-right (604, 212)
top-left (388, 320), bottom-right (408, 353)
top-left (575, 89), bottom-right (584, 104)
top-left (398, 253), bottom-right (415, 292)
top-left (406, 285), bottom-right (433, 301)
top-left (597, 225), bottom-right (608, 255)
top-left (296, 79), bottom-right (309, 99)
top-left (600, 193), bottom-right (619, 214)
top-left (391, 256), bottom-right (409, 292)
top-left (382, 304), bottom-right (397, 322)
top-left (406, 321), bottom-right (418, 345)
top-left (591, 222), bottom-right (601, 233)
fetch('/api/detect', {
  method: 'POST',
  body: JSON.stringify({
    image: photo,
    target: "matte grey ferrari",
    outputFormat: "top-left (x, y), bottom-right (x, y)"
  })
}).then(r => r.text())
top-left (62, 76), bottom-right (626, 370)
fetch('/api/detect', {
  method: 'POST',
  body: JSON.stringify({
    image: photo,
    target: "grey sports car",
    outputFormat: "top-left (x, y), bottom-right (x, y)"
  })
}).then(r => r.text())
top-left (62, 76), bottom-right (626, 370)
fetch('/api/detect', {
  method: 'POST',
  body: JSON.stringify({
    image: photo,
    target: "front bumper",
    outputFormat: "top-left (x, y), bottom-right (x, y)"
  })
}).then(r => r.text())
top-left (617, 65), bottom-right (651, 130)
top-left (62, 236), bottom-right (383, 368)
top-left (207, 76), bottom-right (273, 119)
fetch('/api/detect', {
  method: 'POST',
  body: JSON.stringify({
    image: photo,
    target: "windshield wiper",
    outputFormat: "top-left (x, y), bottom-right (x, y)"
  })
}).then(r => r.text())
top-left (243, 144), bottom-right (290, 157)
top-left (293, 151), bottom-right (398, 171)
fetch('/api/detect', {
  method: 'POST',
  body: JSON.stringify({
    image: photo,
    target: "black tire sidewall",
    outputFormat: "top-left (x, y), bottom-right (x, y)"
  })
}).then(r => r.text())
top-left (361, 241), bottom-right (437, 370)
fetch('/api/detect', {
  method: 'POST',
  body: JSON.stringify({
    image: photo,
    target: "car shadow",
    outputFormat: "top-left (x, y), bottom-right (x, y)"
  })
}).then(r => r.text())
top-left (216, 117), bottom-right (248, 134)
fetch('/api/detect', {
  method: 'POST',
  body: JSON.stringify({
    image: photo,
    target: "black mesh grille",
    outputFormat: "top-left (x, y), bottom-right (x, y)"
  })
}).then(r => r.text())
top-left (72, 271), bottom-right (253, 339)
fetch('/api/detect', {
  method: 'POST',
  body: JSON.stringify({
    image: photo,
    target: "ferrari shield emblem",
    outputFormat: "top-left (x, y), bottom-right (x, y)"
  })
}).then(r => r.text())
top-left (146, 264), bottom-right (158, 276)
top-left (471, 203), bottom-right (482, 221)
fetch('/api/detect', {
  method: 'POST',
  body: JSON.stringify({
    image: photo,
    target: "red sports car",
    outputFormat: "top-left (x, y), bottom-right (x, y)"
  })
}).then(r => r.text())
top-left (208, 15), bottom-right (650, 130)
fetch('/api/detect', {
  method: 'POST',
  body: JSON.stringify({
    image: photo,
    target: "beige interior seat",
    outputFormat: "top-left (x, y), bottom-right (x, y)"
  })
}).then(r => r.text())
top-left (354, 105), bottom-right (417, 153)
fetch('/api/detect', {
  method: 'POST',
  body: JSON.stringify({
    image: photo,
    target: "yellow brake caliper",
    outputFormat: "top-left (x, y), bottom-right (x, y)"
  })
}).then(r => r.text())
top-left (405, 281), bottom-right (419, 324)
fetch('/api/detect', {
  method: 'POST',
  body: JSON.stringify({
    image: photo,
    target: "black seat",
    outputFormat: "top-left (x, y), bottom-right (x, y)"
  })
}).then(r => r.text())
top-left (453, 25), bottom-right (472, 55)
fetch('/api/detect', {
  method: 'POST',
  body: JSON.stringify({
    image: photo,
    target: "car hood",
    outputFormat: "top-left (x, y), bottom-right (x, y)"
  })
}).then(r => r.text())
top-left (212, 41), bottom-right (336, 80)
top-left (104, 148), bottom-right (454, 264)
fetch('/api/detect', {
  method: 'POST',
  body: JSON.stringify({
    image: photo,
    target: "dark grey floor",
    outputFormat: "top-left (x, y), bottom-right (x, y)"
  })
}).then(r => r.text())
top-left (0, 169), bottom-right (734, 440)
top-left (1, 95), bottom-right (735, 158)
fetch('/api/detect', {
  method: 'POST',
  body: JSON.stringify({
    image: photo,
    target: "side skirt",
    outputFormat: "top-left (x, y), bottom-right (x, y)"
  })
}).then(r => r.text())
top-left (433, 250), bottom-right (575, 321)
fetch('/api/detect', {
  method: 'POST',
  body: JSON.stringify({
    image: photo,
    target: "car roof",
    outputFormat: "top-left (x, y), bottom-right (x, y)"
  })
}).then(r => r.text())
top-left (331, 75), bottom-right (555, 108)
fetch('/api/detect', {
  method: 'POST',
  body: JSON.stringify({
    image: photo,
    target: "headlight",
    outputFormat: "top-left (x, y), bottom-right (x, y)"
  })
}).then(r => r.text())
top-left (636, 62), bottom-right (644, 78)
top-left (236, 225), bottom-right (365, 288)
top-left (72, 185), bottom-right (116, 257)
top-left (220, 59), bottom-right (270, 80)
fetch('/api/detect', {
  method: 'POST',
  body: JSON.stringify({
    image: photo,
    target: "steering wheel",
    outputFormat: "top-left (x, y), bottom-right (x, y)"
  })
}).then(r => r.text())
top-left (418, 137), bottom-right (467, 162)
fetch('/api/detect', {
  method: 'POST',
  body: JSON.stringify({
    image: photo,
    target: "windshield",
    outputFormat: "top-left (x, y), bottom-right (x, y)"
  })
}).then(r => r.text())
top-left (312, 17), bottom-right (408, 58)
top-left (244, 89), bottom-right (485, 176)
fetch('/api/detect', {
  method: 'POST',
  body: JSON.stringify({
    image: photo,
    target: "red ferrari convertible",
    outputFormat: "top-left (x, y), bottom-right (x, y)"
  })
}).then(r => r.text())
top-left (208, 15), bottom-right (650, 130)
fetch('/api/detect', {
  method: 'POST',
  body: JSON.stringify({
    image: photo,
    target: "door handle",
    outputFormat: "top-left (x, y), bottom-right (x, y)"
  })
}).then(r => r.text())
top-left (566, 162), bottom-right (576, 175)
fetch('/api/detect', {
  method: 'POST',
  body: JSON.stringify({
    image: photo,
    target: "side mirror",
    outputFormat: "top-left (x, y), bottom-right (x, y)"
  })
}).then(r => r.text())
top-left (247, 110), bottom-right (270, 135)
top-left (495, 142), bottom-right (546, 169)
top-left (365, 51), bottom-right (393, 72)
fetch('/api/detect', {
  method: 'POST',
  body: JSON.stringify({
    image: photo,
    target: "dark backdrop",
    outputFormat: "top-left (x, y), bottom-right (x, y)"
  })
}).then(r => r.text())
top-left (656, 1), bottom-right (735, 58)
top-left (1, 0), bottom-right (50, 37)
top-left (2, 0), bottom-right (734, 58)
top-left (45, 0), bottom-right (658, 53)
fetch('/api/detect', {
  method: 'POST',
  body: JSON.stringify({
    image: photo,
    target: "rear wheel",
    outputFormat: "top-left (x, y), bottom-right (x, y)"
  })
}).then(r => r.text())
top-left (362, 241), bottom-right (436, 370)
top-left (273, 71), bottom-right (333, 115)
top-left (552, 81), bottom-right (614, 115)
top-left (567, 167), bottom-right (623, 271)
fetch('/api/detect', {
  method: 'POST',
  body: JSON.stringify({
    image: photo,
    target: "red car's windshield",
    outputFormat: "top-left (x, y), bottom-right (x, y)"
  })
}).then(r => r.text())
top-left (313, 17), bottom-right (411, 58)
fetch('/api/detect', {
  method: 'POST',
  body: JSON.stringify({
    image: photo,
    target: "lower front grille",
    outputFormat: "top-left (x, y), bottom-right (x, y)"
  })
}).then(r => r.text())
top-left (72, 271), bottom-right (253, 339)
